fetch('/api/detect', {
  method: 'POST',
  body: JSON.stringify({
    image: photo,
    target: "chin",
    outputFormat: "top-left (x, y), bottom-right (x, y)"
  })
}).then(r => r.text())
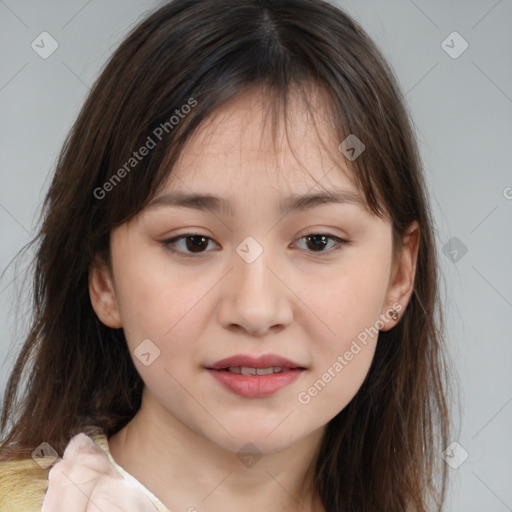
top-left (205, 421), bottom-right (311, 456)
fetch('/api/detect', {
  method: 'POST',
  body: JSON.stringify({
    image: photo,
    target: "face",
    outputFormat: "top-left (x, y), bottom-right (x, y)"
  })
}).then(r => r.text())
top-left (90, 86), bottom-right (418, 455)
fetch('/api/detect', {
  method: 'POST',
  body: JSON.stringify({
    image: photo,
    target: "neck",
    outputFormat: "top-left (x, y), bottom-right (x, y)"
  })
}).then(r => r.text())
top-left (108, 389), bottom-right (325, 512)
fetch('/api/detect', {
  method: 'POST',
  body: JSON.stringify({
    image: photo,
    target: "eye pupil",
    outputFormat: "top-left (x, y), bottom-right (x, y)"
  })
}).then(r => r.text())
top-left (165, 232), bottom-right (344, 257)
top-left (186, 235), bottom-right (208, 252)
top-left (306, 234), bottom-right (328, 251)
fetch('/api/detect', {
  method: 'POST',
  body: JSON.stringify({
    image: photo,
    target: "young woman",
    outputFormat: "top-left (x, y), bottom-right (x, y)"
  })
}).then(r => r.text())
top-left (0, 0), bottom-right (452, 510)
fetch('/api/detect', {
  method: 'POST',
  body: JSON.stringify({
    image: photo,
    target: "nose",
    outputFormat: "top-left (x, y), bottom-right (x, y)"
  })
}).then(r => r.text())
top-left (217, 243), bottom-right (293, 337)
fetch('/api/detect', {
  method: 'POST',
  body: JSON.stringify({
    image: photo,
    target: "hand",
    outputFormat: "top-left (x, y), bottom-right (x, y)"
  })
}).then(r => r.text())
top-left (42, 433), bottom-right (158, 512)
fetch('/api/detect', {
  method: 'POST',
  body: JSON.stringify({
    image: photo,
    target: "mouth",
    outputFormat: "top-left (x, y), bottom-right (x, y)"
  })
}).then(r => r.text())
top-left (214, 366), bottom-right (301, 375)
top-left (206, 353), bottom-right (306, 372)
top-left (205, 354), bottom-right (307, 398)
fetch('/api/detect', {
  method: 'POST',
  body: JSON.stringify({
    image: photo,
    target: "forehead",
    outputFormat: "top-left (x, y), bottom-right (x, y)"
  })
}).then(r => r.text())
top-left (163, 86), bottom-right (360, 200)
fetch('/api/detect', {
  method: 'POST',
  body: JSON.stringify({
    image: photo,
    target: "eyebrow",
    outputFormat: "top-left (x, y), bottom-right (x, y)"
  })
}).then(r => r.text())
top-left (145, 188), bottom-right (367, 216)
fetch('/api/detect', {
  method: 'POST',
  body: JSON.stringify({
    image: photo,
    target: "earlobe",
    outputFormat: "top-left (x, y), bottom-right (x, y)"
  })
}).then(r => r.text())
top-left (380, 221), bottom-right (420, 331)
top-left (88, 257), bottom-right (123, 329)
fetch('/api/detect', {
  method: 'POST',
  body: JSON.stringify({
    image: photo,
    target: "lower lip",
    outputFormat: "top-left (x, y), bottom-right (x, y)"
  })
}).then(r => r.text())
top-left (206, 368), bottom-right (304, 398)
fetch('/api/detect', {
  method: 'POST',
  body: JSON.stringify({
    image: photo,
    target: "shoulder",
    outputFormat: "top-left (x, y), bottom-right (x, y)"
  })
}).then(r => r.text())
top-left (0, 456), bottom-right (50, 512)
top-left (0, 432), bottom-right (107, 512)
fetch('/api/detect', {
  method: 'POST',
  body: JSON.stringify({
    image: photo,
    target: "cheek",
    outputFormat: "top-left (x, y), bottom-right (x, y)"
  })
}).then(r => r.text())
top-left (302, 257), bottom-right (389, 347)
top-left (297, 341), bottom-right (377, 426)
top-left (113, 254), bottom-right (212, 358)
top-left (297, 288), bottom-right (380, 424)
top-left (294, 258), bottom-right (388, 419)
top-left (112, 261), bottom-right (212, 409)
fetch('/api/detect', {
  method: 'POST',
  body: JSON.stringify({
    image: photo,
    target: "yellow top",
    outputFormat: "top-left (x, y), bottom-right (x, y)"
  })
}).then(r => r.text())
top-left (0, 433), bottom-right (171, 512)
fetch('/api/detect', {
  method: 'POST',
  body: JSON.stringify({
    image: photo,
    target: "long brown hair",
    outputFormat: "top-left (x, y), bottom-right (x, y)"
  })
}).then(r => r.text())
top-left (0, 0), bottom-right (452, 510)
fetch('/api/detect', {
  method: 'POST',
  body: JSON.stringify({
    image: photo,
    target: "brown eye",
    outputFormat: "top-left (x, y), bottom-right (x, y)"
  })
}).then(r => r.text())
top-left (295, 233), bottom-right (350, 254)
top-left (162, 232), bottom-right (350, 258)
top-left (162, 234), bottom-right (218, 256)
top-left (183, 235), bottom-right (209, 253)
top-left (305, 234), bottom-right (331, 252)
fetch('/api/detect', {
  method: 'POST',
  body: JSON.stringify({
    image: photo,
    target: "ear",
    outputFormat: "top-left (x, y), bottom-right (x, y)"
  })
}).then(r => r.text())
top-left (88, 255), bottom-right (122, 328)
top-left (380, 221), bottom-right (420, 330)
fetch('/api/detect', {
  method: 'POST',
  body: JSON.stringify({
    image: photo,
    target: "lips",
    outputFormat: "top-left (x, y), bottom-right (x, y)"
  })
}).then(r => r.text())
top-left (206, 354), bottom-right (306, 372)
top-left (205, 354), bottom-right (307, 398)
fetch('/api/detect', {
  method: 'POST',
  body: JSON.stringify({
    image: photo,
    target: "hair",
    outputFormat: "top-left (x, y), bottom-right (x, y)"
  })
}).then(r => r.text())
top-left (0, 0), bottom-right (452, 510)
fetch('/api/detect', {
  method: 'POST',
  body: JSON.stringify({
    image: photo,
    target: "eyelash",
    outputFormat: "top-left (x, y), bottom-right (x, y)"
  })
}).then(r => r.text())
top-left (161, 233), bottom-right (351, 258)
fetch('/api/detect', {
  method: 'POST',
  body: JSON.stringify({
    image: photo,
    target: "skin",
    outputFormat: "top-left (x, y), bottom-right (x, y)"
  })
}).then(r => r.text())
top-left (42, 434), bottom-right (157, 512)
top-left (89, 86), bottom-right (419, 512)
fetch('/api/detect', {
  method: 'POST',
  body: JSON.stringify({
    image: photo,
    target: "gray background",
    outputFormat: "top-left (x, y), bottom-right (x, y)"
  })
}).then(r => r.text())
top-left (1, 1), bottom-right (511, 510)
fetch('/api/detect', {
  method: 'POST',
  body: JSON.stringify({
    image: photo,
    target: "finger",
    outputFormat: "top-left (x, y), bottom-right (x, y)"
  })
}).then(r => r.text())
top-left (62, 433), bottom-right (120, 478)
top-left (42, 460), bottom-right (99, 512)
top-left (42, 434), bottom-right (119, 512)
